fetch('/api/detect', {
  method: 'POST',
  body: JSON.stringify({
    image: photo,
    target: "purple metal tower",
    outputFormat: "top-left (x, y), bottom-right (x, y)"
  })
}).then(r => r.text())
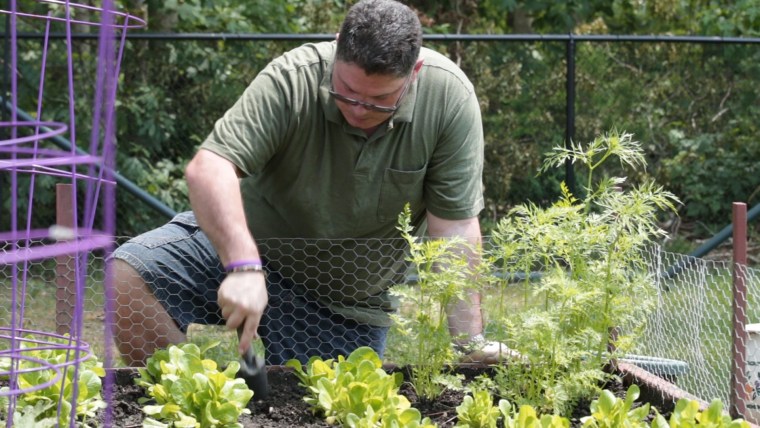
top-left (0, 2), bottom-right (144, 426)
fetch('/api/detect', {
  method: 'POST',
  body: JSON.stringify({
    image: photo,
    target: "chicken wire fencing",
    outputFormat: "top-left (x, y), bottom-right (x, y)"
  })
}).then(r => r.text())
top-left (1, 237), bottom-right (756, 405)
top-left (635, 246), bottom-right (760, 407)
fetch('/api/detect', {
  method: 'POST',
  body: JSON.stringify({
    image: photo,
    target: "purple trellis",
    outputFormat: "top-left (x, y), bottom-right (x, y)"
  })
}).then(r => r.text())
top-left (0, 1), bottom-right (143, 427)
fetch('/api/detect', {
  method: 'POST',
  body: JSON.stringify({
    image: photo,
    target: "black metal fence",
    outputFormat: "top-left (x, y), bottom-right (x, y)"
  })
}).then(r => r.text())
top-left (4, 31), bottom-right (760, 257)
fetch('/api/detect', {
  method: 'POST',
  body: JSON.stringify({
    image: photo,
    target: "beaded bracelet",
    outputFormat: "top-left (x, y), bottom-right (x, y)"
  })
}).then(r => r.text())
top-left (225, 259), bottom-right (264, 274)
top-left (227, 264), bottom-right (266, 276)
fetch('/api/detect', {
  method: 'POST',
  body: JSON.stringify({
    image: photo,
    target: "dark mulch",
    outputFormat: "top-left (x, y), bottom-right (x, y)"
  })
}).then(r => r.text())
top-left (100, 365), bottom-right (675, 427)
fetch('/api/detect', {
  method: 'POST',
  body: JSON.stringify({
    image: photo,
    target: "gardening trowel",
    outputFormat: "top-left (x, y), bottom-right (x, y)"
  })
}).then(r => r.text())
top-left (236, 325), bottom-right (269, 400)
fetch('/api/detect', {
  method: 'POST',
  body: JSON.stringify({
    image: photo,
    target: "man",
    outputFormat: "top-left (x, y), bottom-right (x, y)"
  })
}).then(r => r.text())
top-left (111, 0), bottom-right (501, 366)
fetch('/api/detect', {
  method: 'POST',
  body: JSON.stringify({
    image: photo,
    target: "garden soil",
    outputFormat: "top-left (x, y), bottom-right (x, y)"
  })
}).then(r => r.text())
top-left (103, 366), bottom-right (675, 428)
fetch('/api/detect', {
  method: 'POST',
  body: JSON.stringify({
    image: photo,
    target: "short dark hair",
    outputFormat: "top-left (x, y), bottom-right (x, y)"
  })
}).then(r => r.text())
top-left (336, 0), bottom-right (422, 77)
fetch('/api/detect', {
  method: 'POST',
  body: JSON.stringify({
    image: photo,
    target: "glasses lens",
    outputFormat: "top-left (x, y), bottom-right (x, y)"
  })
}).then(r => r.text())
top-left (329, 90), bottom-right (396, 113)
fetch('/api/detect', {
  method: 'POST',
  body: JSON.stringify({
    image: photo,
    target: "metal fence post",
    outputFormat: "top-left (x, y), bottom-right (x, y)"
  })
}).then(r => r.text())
top-left (731, 202), bottom-right (748, 418)
top-left (55, 183), bottom-right (76, 335)
top-left (565, 34), bottom-right (576, 196)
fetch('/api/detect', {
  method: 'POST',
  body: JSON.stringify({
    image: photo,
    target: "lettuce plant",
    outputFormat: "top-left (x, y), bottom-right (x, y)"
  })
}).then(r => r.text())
top-left (581, 385), bottom-right (649, 427)
top-left (135, 342), bottom-right (253, 428)
top-left (501, 402), bottom-right (570, 428)
top-left (0, 401), bottom-right (58, 427)
top-left (652, 398), bottom-right (750, 428)
top-left (455, 388), bottom-right (506, 428)
top-left (286, 346), bottom-right (436, 427)
top-left (456, 384), bottom-right (749, 428)
top-left (0, 335), bottom-right (107, 427)
top-left (581, 385), bottom-right (749, 428)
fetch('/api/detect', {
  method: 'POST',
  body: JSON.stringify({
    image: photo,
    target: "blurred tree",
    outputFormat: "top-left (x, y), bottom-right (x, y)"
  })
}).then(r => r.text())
top-left (4, 0), bottom-right (757, 239)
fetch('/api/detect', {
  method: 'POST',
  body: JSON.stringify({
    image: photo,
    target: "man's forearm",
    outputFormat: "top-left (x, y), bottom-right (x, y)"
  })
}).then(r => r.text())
top-left (425, 212), bottom-right (485, 341)
top-left (446, 234), bottom-right (484, 340)
top-left (186, 149), bottom-right (259, 265)
top-left (447, 291), bottom-right (483, 340)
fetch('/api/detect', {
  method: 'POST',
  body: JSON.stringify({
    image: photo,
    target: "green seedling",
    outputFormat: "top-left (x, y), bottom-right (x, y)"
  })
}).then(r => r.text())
top-left (135, 342), bottom-right (253, 428)
top-left (652, 397), bottom-right (750, 428)
top-left (287, 346), bottom-right (436, 427)
top-left (455, 388), bottom-right (506, 428)
top-left (392, 203), bottom-right (477, 401)
top-left (581, 385), bottom-right (650, 427)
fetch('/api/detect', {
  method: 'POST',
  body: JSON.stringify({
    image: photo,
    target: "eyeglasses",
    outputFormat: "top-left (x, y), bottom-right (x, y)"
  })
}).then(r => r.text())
top-left (329, 71), bottom-right (413, 114)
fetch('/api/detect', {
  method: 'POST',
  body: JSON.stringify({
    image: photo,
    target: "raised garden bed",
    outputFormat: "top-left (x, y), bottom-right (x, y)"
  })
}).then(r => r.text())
top-left (103, 362), bottom-right (708, 428)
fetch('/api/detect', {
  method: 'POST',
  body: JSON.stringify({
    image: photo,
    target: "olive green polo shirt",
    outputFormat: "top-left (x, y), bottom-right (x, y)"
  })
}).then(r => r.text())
top-left (201, 41), bottom-right (484, 326)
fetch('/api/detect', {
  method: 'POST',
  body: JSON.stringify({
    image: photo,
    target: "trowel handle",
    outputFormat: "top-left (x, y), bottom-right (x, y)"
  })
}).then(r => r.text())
top-left (236, 326), bottom-right (269, 399)
top-left (237, 325), bottom-right (256, 361)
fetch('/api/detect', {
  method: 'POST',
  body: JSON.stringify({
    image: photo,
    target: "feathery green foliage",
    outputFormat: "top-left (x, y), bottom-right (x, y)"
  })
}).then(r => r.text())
top-left (391, 203), bottom-right (477, 400)
top-left (485, 130), bottom-right (680, 414)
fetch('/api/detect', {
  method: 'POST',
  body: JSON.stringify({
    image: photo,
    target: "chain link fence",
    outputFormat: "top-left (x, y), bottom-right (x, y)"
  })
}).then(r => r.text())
top-left (635, 246), bottom-right (760, 408)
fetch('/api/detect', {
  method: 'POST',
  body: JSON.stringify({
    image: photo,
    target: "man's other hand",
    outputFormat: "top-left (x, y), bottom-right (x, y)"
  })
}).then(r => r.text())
top-left (455, 334), bottom-right (521, 365)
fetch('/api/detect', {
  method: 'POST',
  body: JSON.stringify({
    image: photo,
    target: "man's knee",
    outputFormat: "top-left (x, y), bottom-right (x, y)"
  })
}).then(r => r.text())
top-left (112, 257), bottom-right (142, 291)
top-left (109, 257), bottom-right (184, 365)
top-left (111, 258), bottom-right (153, 314)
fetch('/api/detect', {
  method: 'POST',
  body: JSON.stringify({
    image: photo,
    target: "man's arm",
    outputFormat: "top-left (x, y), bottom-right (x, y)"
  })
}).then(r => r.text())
top-left (425, 211), bottom-right (483, 340)
top-left (185, 149), bottom-right (267, 355)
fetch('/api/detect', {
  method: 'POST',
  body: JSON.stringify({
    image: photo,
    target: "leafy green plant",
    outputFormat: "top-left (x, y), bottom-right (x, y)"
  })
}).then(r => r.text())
top-left (653, 398), bottom-right (750, 428)
top-left (581, 385), bottom-right (649, 427)
top-left (455, 388), bottom-right (506, 428)
top-left (286, 346), bottom-right (436, 428)
top-left (485, 130), bottom-right (681, 414)
top-left (581, 384), bottom-right (750, 428)
top-left (0, 336), bottom-right (107, 427)
top-left (499, 401), bottom-right (570, 428)
top-left (457, 385), bottom-right (749, 428)
top-left (0, 401), bottom-right (58, 428)
top-left (391, 203), bottom-right (477, 400)
top-left (134, 342), bottom-right (254, 428)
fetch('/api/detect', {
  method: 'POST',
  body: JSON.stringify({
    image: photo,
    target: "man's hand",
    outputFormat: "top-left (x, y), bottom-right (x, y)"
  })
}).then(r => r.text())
top-left (217, 271), bottom-right (268, 355)
top-left (455, 334), bottom-right (521, 365)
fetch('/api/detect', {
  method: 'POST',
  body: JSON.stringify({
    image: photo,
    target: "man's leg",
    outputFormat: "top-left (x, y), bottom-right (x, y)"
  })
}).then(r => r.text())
top-left (259, 268), bottom-right (389, 365)
top-left (109, 212), bottom-right (227, 366)
top-left (112, 258), bottom-right (186, 366)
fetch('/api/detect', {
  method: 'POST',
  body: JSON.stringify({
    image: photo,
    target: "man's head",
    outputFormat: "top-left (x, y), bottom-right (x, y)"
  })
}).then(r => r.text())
top-left (336, 0), bottom-right (422, 78)
top-left (331, 0), bottom-right (423, 131)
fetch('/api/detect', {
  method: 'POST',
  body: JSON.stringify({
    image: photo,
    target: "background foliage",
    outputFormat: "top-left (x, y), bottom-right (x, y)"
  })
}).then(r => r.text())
top-left (2, 0), bottom-right (759, 250)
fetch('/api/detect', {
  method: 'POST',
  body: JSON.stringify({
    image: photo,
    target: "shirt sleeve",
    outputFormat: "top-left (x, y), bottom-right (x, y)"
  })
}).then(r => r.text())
top-left (200, 65), bottom-right (289, 177)
top-left (424, 87), bottom-right (485, 220)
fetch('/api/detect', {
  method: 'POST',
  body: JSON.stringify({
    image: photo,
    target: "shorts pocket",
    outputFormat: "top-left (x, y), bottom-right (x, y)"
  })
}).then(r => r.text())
top-left (377, 165), bottom-right (426, 223)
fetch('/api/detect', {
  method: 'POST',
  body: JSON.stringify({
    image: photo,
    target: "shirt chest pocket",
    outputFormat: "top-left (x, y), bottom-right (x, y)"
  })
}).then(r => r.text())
top-left (377, 165), bottom-right (427, 223)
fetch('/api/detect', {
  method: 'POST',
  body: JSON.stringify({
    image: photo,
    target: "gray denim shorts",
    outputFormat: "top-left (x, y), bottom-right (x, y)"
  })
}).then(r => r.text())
top-left (111, 211), bottom-right (388, 365)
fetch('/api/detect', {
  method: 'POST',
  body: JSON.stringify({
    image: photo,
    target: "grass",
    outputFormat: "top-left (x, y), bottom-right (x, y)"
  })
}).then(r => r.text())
top-left (0, 259), bottom-right (120, 365)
